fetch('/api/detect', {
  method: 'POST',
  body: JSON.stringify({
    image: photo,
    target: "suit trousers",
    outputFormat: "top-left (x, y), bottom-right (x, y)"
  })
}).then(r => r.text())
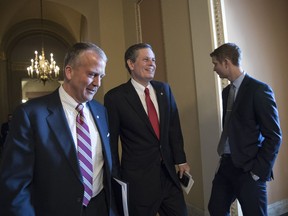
top-left (208, 156), bottom-right (268, 216)
top-left (152, 163), bottom-right (187, 216)
top-left (134, 164), bottom-right (187, 216)
top-left (81, 189), bottom-right (108, 216)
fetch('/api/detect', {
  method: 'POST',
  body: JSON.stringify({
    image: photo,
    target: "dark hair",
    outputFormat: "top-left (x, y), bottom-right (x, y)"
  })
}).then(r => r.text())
top-left (210, 43), bottom-right (242, 66)
top-left (124, 43), bottom-right (153, 74)
top-left (63, 42), bottom-right (107, 69)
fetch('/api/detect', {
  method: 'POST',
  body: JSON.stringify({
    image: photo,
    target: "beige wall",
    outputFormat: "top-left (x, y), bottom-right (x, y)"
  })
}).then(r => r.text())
top-left (161, 0), bottom-right (204, 211)
top-left (224, 0), bottom-right (288, 204)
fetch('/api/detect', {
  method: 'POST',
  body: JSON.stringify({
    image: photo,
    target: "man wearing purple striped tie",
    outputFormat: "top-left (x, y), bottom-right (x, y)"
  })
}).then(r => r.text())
top-left (0, 42), bottom-right (118, 216)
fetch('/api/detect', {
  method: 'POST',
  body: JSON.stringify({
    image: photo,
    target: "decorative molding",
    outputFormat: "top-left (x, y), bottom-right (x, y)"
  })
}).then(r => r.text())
top-left (135, 0), bottom-right (143, 43)
top-left (212, 0), bottom-right (225, 47)
top-left (211, 0), bottom-right (229, 89)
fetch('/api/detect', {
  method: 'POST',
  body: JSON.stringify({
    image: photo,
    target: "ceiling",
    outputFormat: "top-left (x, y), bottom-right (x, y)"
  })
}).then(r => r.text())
top-left (0, 0), bottom-right (96, 60)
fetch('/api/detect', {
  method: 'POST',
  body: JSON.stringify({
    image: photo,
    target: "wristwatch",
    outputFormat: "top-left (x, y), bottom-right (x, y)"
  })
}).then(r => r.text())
top-left (250, 171), bottom-right (260, 181)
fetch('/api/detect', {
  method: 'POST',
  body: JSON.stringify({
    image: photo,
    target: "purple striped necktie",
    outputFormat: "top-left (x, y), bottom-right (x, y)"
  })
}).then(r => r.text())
top-left (76, 103), bottom-right (93, 206)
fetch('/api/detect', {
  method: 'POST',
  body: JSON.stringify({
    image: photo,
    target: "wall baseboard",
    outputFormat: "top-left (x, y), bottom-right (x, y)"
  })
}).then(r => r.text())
top-left (186, 199), bottom-right (288, 216)
top-left (268, 199), bottom-right (288, 216)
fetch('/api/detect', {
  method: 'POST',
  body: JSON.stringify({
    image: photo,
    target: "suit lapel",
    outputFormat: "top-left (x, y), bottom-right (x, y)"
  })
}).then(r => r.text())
top-left (151, 81), bottom-right (166, 139)
top-left (124, 81), bottom-right (160, 139)
top-left (46, 91), bottom-right (82, 182)
top-left (125, 81), bottom-right (152, 124)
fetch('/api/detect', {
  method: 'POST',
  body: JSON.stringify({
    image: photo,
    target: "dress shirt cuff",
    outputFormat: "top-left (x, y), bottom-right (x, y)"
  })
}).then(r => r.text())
top-left (177, 163), bottom-right (187, 166)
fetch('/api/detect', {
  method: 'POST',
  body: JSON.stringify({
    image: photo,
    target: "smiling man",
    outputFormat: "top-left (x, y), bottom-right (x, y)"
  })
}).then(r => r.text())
top-left (0, 42), bottom-right (117, 216)
top-left (104, 43), bottom-right (190, 216)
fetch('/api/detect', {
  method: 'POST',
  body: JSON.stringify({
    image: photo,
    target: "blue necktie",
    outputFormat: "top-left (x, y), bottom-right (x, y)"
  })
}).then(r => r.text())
top-left (217, 84), bottom-right (235, 156)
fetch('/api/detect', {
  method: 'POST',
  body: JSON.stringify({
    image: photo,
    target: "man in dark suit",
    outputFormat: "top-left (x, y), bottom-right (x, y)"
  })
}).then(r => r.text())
top-left (208, 43), bottom-right (282, 215)
top-left (104, 43), bottom-right (190, 216)
top-left (0, 42), bottom-right (117, 216)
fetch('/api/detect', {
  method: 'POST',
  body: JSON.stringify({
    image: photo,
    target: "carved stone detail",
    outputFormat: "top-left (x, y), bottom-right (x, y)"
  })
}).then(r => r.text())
top-left (212, 0), bottom-right (229, 88)
top-left (136, 0), bottom-right (143, 42)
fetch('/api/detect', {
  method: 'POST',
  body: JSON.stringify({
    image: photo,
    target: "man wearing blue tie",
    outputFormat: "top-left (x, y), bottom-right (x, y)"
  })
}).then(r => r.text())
top-left (208, 43), bottom-right (282, 216)
top-left (0, 42), bottom-right (118, 216)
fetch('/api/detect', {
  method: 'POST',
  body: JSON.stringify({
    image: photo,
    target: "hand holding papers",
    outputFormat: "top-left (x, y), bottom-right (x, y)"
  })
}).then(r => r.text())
top-left (178, 171), bottom-right (194, 194)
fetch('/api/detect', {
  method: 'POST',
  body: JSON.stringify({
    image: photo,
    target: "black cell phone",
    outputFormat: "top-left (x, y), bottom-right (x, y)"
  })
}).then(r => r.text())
top-left (177, 171), bottom-right (189, 187)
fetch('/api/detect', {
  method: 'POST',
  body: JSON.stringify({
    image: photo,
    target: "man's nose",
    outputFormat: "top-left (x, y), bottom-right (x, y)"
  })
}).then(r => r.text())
top-left (93, 76), bottom-right (101, 86)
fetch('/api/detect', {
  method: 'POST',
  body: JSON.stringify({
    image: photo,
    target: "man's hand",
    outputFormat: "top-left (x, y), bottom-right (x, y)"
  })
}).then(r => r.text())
top-left (177, 163), bottom-right (190, 178)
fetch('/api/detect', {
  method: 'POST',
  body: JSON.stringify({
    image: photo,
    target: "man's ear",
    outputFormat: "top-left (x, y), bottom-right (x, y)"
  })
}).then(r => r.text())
top-left (64, 65), bottom-right (72, 80)
top-left (224, 58), bottom-right (231, 68)
top-left (127, 59), bottom-right (134, 71)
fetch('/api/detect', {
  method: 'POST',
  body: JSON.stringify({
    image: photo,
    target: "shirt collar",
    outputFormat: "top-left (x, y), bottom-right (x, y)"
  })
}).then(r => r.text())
top-left (131, 78), bottom-right (152, 93)
top-left (233, 72), bottom-right (246, 89)
top-left (59, 85), bottom-right (87, 109)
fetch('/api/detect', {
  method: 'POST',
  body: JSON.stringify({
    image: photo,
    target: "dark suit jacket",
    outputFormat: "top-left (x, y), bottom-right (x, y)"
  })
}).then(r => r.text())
top-left (104, 80), bottom-right (187, 206)
top-left (224, 74), bottom-right (282, 181)
top-left (0, 89), bottom-right (116, 216)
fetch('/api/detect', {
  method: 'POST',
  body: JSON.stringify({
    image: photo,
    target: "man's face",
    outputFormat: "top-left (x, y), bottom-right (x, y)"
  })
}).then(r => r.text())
top-left (65, 50), bottom-right (106, 103)
top-left (128, 48), bottom-right (156, 86)
top-left (212, 56), bottom-right (228, 79)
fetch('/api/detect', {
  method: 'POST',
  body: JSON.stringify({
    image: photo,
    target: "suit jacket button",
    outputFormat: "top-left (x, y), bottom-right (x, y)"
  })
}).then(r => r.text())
top-left (77, 197), bottom-right (82, 203)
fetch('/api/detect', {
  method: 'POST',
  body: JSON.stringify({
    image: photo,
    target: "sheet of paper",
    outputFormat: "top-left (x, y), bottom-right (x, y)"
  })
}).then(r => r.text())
top-left (180, 172), bottom-right (194, 194)
top-left (113, 177), bottom-right (129, 216)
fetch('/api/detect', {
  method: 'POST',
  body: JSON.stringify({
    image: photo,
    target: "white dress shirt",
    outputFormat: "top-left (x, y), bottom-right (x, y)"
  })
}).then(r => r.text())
top-left (59, 85), bottom-right (104, 197)
top-left (131, 78), bottom-right (160, 120)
